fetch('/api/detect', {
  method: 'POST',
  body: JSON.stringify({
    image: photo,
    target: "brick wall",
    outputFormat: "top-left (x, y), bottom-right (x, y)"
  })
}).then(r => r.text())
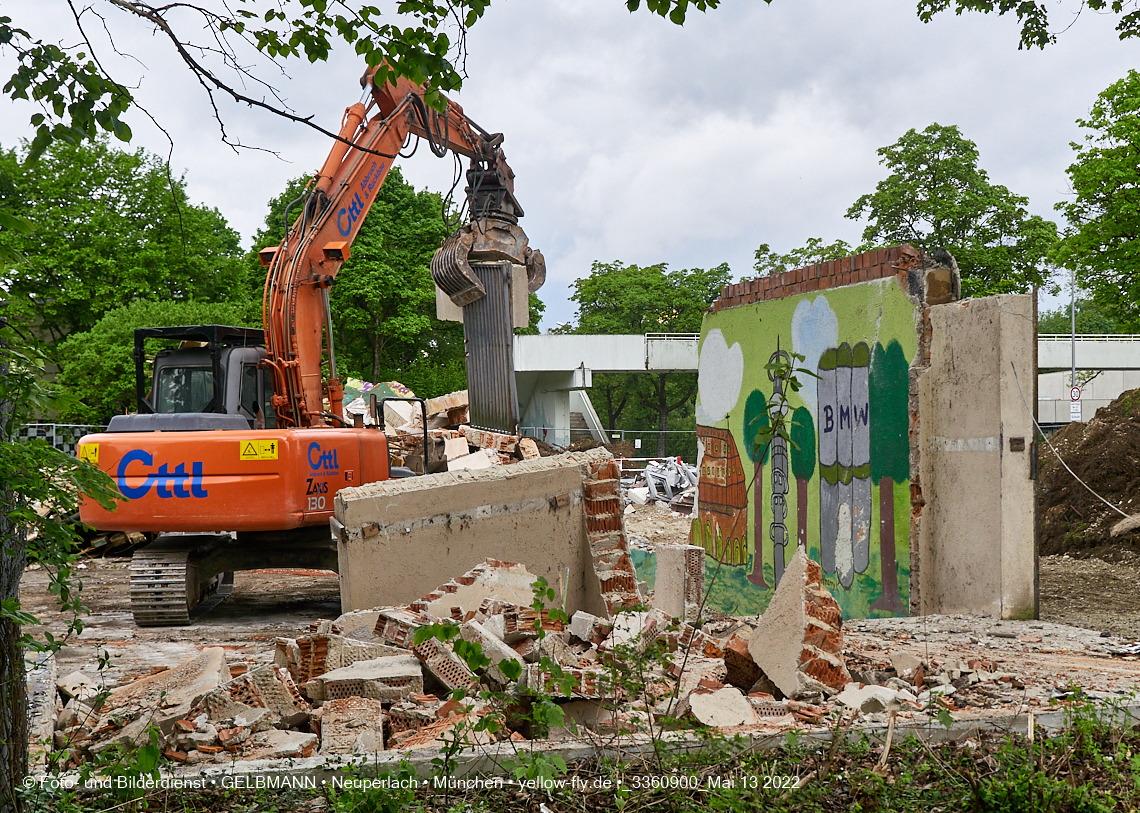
top-left (711, 244), bottom-right (927, 312)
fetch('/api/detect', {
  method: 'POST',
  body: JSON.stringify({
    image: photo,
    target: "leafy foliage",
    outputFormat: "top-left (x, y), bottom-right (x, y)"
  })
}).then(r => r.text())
top-left (1039, 299), bottom-right (1124, 334)
top-left (846, 123), bottom-right (1058, 297)
top-left (753, 237), bottom-right (855, 277)
top-left (1054, 70), bottom-right (1140, 330)
top-left (917, 0), bottom-right (1140, 49)
top-left (0, 310), bottom-right (122, 650)
top-left (0, 138), bottom-right (249, 345)
top-left (55, 299), bottom-right (262, 424)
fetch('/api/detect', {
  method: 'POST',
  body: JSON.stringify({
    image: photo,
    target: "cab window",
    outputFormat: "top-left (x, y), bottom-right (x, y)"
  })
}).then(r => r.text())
top-left (154, 367), bottom-right (214, 413)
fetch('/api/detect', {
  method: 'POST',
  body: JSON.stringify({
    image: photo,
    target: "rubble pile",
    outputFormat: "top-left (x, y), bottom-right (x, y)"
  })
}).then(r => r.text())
top-left (622, 458), bottom-right (698, 514)
top-left (378, 388), bottom-right (550, 474)
top-left (1040, 387), bottom-right (1140, 555)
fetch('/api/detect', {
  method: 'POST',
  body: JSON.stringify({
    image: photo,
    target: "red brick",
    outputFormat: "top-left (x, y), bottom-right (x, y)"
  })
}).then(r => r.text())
top-left (586, 514), bottom-right (622, 533)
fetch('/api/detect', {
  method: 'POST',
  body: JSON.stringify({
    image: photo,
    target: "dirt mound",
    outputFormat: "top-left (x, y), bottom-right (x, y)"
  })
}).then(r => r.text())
top-left (1039, 388), bottom-right (1140, 555)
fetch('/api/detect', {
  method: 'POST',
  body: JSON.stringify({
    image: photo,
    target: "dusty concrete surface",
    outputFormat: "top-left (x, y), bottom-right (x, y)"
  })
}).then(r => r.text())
top-left (918, 294), bottom-right (1037, 620)
top-left (19, 562), bottom-right (340, 683)
top-left (334, 448), bottom-right (618, 616)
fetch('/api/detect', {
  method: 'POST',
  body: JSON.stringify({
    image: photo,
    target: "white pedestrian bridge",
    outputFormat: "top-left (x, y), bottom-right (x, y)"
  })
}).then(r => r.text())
top-left (513, 333), bottom-right (1140, 443)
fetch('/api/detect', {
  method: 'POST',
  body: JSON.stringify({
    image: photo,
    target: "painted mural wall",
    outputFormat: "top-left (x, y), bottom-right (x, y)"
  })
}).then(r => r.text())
top-left (693, 277), bottom-right (917, 619)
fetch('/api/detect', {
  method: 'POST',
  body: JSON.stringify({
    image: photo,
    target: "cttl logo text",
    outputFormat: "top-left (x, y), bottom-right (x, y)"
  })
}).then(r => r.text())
top-left (116, 449), bottom-right (208, 500)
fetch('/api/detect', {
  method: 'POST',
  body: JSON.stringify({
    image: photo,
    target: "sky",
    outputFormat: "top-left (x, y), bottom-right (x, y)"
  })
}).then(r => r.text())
top-left (2, 0), bottom-right (1137, 329)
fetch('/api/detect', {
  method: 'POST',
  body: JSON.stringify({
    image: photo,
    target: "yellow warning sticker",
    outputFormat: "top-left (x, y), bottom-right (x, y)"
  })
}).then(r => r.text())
top-left (239, 439), bottom-right (279, 461)
top-left (78, 444), bottom-right (99, 465)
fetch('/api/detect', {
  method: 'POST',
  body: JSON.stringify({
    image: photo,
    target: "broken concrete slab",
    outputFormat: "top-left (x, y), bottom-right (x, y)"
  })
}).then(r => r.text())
top-left (426, 390), bottom-right (468, 417)
top-left (374, 607), bottom-right (433, 648)
top-left (246, 729), bottom-right (317, 760)
top-left (443, 436), bottom-right (470, 462)
top-left (294, 633), bottom-right (406, 683)
top-left (204, 665), bottom-right (309, 728)
top-left (747, 550), bottom-right (851, 698)
top-left (890, 650), bottom-right (922, 678)
top-left (413, 560), bottom-right (539, 621)
top-left (684, 687), bottom-right (757, 728)
top-left (519, 438), bottom-right (540, 460)
top-left (460, 621), bottom-right (524, 685)
top-left (653, 543), bottom-right (703, 622)
top-left (461, 426), bottom-right (518, 454)
top-left (447, 449), bottom-right (495, 471)
top-left (302, 655), bottom-right (424, 703)
top-left (104, 647), bottom-right (230, 715)
top-left (412, 637), bottom-right (477, 693)
top-left (336, 449), bottom-right (616, 618)
top-left (836, 684), bottom-right (906, 714)
top-left (56, 669), bottom-right (99, 705)
top-left (313, 697), bottom-right (385, 754)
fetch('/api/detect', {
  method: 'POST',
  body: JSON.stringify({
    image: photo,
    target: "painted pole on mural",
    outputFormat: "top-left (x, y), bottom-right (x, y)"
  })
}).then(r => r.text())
top-left (743, 389), bottom-right (770, 588)
top-left (869, 340), bottom-right (908, 613)
top-left (789, 406), bottom-right (816, 554)
top-left (767, 344), bottom-right (792, 586)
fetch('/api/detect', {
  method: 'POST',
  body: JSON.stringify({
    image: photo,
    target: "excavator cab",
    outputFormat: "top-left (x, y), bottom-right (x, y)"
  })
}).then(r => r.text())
top-left (109, 325), bottom-right (275, 433)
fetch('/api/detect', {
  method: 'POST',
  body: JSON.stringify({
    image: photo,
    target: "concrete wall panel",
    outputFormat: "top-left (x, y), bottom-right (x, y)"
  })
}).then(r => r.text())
top-left (333, 450), bottom-right (613, 617)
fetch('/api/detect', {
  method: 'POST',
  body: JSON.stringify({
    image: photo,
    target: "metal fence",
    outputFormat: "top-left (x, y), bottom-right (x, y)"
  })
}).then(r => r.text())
top-left (17, 424), bottom-right (105, 457)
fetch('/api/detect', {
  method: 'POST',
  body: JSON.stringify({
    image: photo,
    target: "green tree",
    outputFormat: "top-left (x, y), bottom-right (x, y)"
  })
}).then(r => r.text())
top-left (1, 1), bottom-right (714, 158)
top-left (869, 340), bottom-right (908, 614)
top-left (1054, 70), bottom-right (1140, 330)
top-left (570, 261), bottom-right (732, 457)
top-left (917, 0), bottom-right (1140, 50)
top-left (742, 389), bottom-right (771, 587)
top-left (752, 238), bottom-right (855, 277)
top-left (55, 300), bottom-right (261, 424)
top-left (1038, 299), bottom-right (1123, 335)
top-left (0, 310), bottom-right (121, 811)
top-left (0, 138), bottom-right (249, 345)
top-left (846, 123), bottom-right (1058, 297)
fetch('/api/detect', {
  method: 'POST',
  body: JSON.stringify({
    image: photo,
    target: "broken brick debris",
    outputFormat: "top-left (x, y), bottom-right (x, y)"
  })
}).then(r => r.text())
top-left (747, 549), bottom-right (851, 697)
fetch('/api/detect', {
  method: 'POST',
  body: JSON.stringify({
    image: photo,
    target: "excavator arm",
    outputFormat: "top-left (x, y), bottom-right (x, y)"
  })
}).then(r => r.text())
top-left (260, 68), bottom-right (546, 429)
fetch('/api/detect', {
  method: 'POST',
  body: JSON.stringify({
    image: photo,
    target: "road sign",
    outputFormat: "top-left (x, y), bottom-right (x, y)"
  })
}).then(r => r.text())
top-left (1070, 386), bottom-right (1081, 402)
top-left (1070, 401), bottom-right (1082, 422)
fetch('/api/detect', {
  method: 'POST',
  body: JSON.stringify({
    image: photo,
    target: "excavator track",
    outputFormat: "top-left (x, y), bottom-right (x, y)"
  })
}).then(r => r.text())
top-left (130, 535), bottom-right (234, 627)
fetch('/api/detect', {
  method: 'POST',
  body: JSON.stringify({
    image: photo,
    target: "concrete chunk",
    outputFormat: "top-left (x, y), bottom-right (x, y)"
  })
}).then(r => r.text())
top-left (447, 448), bottom-right (495, 471)
top-left (443, 436), bottom-right (470, 461)
top-left (203, 665), bottom-right (309, 727)
top-left (685, 687), bottom-right (757, 728)
top-left (653, 544), bottom-right (703, 622)
top-left (460, 621), bottom-right (524, 685)
top-left (314, 697), bottom-right (385, 754)
top-left (747, 550), bottom-right (851, 697)
top-left (104, 647), bottom-right (229, 714)
top-left (303, 655), bottom-right (423, 703)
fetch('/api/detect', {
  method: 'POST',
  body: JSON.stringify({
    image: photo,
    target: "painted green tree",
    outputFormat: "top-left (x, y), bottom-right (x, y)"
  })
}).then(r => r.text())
top-left (869, 340), bottom-right (909, 613)
top-left (743, 389), bottom-right (771, 587)
top-left (789, 406), bottom-right (816, 554)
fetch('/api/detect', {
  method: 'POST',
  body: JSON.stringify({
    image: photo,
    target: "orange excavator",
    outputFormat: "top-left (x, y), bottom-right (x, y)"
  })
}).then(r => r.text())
top-left (77, 67), bottom-right (545, 625)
